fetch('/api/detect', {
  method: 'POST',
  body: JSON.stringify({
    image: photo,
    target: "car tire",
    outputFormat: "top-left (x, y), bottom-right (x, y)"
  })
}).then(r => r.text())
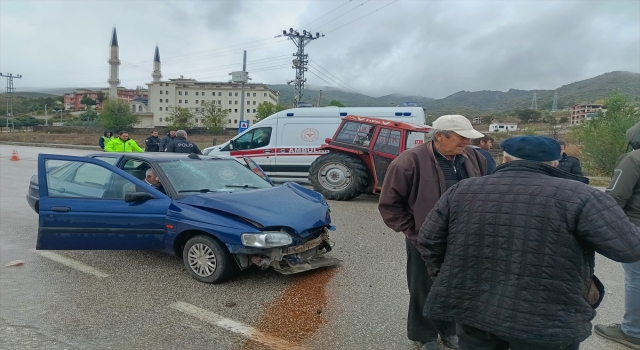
top-left (182, 235), bottom-right (238, 284)
top-left (309, 152), bottom-right (370, 201)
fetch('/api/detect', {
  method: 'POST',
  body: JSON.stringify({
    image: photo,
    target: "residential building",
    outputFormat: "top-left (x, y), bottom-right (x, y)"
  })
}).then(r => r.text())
top-left (62, 87), bottom-right (148, 111)
top-left (570, 103), bottom-right (604, 125)
top-left (489, 123), bottom-right (518, 132)
top-left (146, 76), bottom-right (279, 128)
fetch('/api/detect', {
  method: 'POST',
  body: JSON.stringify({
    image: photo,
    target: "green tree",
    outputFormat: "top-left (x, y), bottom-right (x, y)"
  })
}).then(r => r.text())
top-left (559, 116), bottom-right (569, 124)
top-left (79, 110), bottom-right (98, 122)
top-left (570, 90), bottom-right (640, 176)
top-left (165, 106), bottom-right (195, 130)
top-left (255, 102), bottom-right (286, 122)
top-left (515, 109), bottom-right (542, 123)
top-left (98, 99), bottom-right (139, 131)
top-left (199, 101), bottom-right (229, 133)
top-left (96, 92), bottom-right (106, 104)
top-left (328, 99), bottom-right (345, 107)
top-left (80, 94), bottom-right (97, 109)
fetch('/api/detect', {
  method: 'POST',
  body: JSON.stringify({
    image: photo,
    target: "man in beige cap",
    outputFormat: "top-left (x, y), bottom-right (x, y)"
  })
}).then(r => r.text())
top-left (379, 115), bottom-right (487, 350)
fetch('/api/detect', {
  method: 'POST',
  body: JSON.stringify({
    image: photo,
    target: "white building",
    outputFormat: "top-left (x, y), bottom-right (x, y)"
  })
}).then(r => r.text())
top-left (489, 123), bottom-right (518, 132)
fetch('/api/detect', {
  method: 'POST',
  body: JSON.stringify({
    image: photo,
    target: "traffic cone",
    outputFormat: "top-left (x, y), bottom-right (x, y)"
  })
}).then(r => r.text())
top-left (10, 150), bottom-right (20, 161)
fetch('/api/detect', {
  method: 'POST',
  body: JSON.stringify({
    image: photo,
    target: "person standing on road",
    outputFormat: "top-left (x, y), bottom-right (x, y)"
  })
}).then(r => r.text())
top-left (104, 131), bottom-right (144, 153)
top-left (165, 130), bottom-right (202, 154)
top-left (471, 134), bottom-right (496, 174)
top-left (145, 130), bottom-right (161, 152)
top-left (594, 121), bottom-right (640, 349)
top-left (378, 114), bottom-right (486, 350)
top-left (99, 130), bottom-right (113, 151)
top-left (159, 130), bottom-right (176, 152)
top-left (557, 141), bottom-right (584, 176)
top-left (418, 135), bottom-right (640, 350)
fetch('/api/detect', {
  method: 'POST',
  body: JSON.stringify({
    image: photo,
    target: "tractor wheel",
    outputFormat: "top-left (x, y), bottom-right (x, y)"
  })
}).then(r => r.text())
top-left (309, 152), bottom-right (370, 201)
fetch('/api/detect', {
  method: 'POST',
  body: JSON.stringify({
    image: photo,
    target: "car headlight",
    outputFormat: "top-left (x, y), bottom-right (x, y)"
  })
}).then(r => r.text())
top-left (241, 231), bottom-right (293, 248)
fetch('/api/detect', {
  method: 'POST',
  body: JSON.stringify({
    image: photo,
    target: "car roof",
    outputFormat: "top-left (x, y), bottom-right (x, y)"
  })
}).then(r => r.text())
top-left (88, 152), bottom-right (234, 161)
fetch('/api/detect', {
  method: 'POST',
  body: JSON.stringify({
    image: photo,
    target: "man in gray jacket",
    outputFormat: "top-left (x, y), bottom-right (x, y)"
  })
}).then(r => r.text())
top-left (418, 135), bottom-right (640, 349)
top-left (595, 122), bottom-right (640, 349)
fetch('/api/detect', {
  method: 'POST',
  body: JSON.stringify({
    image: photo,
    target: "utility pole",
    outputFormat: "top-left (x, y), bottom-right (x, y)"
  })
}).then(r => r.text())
top-left (0, 73), bottom-right (22, 130)
top-left (280, 28), bottom-right (324, 107)
top-left (45, 104), bottom-right (48, 126)
top-left (317, 90), bottom-right (322, 107)
top-left (551, 91), bottom-right (558, 113)
top-left (229, 50), bottom-right (250, 124)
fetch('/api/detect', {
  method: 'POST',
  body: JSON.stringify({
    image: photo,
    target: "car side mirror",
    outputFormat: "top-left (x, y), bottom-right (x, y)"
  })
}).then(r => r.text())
top-left (229, 140), bottom-right (235, 150)
top-left (125, 191), bottom-right (154, 203)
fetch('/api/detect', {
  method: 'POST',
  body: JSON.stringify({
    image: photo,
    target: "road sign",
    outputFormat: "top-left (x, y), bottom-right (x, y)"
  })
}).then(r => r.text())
top-left (238, 120), bottom-right (250, 133)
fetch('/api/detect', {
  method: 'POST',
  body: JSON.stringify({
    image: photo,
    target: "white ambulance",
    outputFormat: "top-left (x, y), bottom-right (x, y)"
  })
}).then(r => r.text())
top-left (204, 106), bottom-right (425, 181)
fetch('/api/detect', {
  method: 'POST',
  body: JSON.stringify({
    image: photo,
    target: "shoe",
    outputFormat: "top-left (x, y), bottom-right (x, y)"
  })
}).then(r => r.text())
top-left (414, 340), bottom-right (441, 350)
top-left (439, 334), bottom-right (459, 349)
top-left (594, 324), bottom-right (640, 349)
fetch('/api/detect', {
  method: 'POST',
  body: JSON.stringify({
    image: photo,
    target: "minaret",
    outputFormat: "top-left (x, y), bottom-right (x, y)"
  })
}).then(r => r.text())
top-left (152, 45), bottom-right (162, 82)
top-left (107, 27), bottom-right (121, 100)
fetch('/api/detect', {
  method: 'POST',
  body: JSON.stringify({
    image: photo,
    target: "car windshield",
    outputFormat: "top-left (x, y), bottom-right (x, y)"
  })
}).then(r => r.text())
top-left (157, 159), bottom-right (272, 195)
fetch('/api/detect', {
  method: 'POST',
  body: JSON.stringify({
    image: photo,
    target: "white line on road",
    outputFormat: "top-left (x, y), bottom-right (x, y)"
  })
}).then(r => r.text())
top-left (33, 250), bottom-right (109, 278)
top-left (170, 301), bottom-right (305, 350)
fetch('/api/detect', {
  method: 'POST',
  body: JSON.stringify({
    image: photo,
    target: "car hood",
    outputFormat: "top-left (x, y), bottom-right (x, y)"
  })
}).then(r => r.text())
top-left (176, 182), bottom-right (330, 233)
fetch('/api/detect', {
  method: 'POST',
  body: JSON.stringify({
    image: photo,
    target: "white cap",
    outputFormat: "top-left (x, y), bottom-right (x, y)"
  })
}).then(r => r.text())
top-left (432, 115), bottom-right (484, 139)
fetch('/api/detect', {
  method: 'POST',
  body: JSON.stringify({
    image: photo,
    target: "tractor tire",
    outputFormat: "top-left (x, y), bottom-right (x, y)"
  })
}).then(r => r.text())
top-left (309, 152), bottom-right (370, 201)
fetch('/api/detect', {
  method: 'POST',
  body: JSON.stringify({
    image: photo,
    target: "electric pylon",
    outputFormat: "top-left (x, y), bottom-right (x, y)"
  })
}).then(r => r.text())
top-left (280, 28), bottom-right (324, 107)
top-left (530, 92), bottom-right (538, 111)
top-left (0, 73), bottom-right (22, 129)
top-left (551, 91), bottom-right (558, 112)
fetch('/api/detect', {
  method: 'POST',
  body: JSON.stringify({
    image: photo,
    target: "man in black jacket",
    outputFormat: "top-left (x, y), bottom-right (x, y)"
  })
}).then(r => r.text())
top-left (418, 135), bottom-right (640, 350)
top-left (165, 130), bottom-right (201, 154)
top-left (159, 130), bottom-right (176, 152)
top-left (558, 141), bottom-right (584, 176)
top-left (145, 130), bottom-right (160, 152)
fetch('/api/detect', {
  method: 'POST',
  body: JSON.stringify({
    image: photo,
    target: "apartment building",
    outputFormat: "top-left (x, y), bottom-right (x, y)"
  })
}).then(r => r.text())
top-left (63, 87), bottom-right (148, 111)
top-left (570, 103), bottom-right (604, 125)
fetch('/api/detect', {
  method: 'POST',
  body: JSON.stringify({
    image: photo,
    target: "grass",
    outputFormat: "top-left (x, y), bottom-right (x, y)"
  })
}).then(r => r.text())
top-left (0, 131), bottom-right (234, 150)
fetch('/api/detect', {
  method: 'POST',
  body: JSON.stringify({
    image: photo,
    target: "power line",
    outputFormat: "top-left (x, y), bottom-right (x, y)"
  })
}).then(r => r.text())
top-left (325, 0), bottom-right (399, 34)
top-left (301, 0), bottom-right (353, 27)
top-left (309, 60), bottom-right (363, 95)
top-left (281, 29), bottom-right (324, 107)
top-left (310, 0), bottom-right (372, 32)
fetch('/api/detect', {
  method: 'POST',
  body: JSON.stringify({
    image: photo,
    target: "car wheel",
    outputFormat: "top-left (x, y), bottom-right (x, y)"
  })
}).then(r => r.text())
top-left (182, 235), bottom-right (238, 284)
top-left (308, 152), bottom-right (370, 201)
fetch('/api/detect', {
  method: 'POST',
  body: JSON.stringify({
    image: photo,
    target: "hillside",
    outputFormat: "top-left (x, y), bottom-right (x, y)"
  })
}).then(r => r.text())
top-left (269, 71), bottom-right (639, 115)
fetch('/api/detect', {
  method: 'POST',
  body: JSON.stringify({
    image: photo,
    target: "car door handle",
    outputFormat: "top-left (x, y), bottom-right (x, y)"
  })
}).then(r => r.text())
top-left (264, 150), bottom-right (272, 153)
top-left (51, 206), bottom-right (71, 213)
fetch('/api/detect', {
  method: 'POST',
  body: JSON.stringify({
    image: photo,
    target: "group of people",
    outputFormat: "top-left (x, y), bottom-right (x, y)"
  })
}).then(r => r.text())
top-left (378, 114), bottom-right (640, 350)
top-left (98, 129), bottom-right (201, 154)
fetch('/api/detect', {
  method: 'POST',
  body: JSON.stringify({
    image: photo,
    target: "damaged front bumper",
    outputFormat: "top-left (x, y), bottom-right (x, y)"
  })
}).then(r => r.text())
top-left (228, 231), bottom-right (342, 274)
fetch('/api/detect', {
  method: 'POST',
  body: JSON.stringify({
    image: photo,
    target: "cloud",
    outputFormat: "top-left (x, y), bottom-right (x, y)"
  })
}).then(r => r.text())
top-left (1, 0), bottom-right (638, 99)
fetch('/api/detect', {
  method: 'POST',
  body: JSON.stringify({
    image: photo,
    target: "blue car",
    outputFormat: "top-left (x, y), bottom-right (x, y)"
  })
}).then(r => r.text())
top-left (27, 152), bottom-right (339, 283)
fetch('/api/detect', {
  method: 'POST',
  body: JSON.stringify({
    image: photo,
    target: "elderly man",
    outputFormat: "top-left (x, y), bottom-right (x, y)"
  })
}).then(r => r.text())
top-left (595, 121), bottom-right (640, 349)
top-left (379, 114), bottom-right (486, 350)
top-left (418, 135), bottom-right (640, 350)
top-left (165, 130), bottom-right (202, 154)
top-left (144, 168), bottom-right (165, 195)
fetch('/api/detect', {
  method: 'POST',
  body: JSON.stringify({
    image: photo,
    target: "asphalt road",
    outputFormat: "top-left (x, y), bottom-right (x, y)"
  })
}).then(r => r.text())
top-left (0, 145), bottom-right (630, 350)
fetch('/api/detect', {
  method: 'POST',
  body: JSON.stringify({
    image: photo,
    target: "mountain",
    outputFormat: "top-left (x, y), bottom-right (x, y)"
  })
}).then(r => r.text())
top-left (271, 71), bottom-right (639, 115)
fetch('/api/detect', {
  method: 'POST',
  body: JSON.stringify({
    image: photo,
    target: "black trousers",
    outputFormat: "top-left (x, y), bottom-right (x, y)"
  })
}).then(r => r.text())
top-left (406, 238), bottom-right (456, 342)
top-left (457, 324), bottom-right (580, 350)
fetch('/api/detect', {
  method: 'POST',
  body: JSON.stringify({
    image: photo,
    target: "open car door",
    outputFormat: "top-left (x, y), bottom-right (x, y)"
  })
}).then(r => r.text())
top-left (36, 154), bottom-right (171, 251)
top-left (243, 156), bottom-right (274, 186)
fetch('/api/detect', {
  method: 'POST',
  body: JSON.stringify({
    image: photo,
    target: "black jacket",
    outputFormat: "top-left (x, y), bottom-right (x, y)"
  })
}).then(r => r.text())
top-left (417, 160), bottom-right (640, 344)
top-left (165, 137), bottom-right (202, 154)
top-left (145, 136), bottom-right (160, 152)
top-left (558, 153), bottom-right (584, 176)
top-left (159, 134), bottom-right (175, 152)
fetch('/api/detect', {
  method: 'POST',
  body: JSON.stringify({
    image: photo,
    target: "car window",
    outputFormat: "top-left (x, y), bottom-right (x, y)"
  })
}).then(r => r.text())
top-left (157, 159), bottom-right (272, 195)
top-left (93, 156), bottom-right (118, 165)
top-left (45, 160), bottom-right (138, 200)
top-left (234, 127), bottom-right (272, 150)
top-left (122, 159), bottom-right (150, 181)
top-left (373, 128), bottom-right (401, 155)
top-left (335, 122), bottom-right (375, 146)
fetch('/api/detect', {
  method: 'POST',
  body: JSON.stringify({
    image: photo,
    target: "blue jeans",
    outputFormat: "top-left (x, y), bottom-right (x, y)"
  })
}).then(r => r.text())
top-left (622, 258), bottom-right (640, 338)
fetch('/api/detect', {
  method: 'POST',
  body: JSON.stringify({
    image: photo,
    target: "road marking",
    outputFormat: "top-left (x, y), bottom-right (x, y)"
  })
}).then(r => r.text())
top-left (169, 301), bottom-right (305, 350)
top-left (33, 251), bottom-right (109, 278)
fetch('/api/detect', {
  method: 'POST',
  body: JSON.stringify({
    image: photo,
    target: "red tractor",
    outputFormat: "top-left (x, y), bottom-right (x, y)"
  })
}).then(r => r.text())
top-left (309, 115), bottom-right (431, 200)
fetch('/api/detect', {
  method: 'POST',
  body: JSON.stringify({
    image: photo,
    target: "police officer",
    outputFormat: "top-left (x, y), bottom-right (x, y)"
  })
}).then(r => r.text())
top-left (165, 129), bottom-right (202, 154)
top-left (145, 130), bottom-right (161, 152)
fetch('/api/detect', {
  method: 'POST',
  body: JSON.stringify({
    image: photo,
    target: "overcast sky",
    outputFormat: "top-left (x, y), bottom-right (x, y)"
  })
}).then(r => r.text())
top-left (1, 0), bottom-right (638, 99)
